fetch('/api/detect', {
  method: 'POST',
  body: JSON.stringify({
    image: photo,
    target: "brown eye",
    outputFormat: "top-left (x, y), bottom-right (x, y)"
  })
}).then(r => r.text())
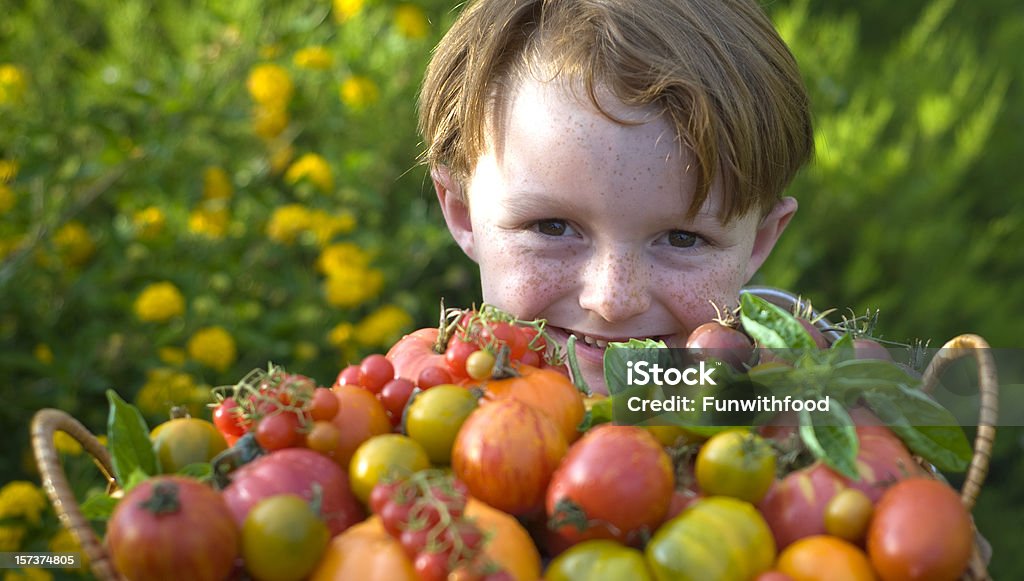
top-left (667, 231), bottom-right (698, 248)
top-left (536, 220), bottom-right (568, 236)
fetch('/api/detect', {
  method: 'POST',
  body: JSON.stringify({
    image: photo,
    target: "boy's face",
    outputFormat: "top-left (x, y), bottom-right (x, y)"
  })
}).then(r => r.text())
top-left (434, 76), bottom-right (796, 394)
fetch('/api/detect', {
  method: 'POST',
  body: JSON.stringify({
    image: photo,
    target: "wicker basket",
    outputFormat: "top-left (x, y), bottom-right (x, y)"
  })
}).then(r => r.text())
top-left (31, 334), bottom-right (998, 581)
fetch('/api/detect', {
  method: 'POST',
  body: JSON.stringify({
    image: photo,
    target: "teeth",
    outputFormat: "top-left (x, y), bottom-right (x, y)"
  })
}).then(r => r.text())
top-left (581, 335), bottom-right (609, 348)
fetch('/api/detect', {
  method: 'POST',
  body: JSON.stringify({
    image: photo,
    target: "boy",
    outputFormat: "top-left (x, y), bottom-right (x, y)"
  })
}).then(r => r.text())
top-left (418, 0), bottom-right (813, 394)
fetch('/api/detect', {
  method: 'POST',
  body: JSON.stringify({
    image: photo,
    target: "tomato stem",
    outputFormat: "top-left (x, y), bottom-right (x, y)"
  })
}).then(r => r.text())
top-left (139, 480), bottom-right (182, 515)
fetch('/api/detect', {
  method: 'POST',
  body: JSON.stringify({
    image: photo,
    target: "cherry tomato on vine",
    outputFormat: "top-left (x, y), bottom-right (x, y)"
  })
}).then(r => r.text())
top-left (417, 366), bottom-right (453, 390)
top-left (465, 350), bottom-right (496, 381)
top-left (305, 421), bottom-right (342, 456)
top-left (360, 354), bottom-right (395, 394)
top-left (413, 551), bottom-right (449, 581)
top-left (335, 364), bottom-right (361, 387)
top-left (379, 378), bottom-right (416, 425)
top-left (445, 338), bottom-right (479, 379)
top-left (309, 387), bottom-right (339, 421)
top-left (213, 397), bottom-right (246, 438)
top-left (256, 413), bottom-right (302, 451)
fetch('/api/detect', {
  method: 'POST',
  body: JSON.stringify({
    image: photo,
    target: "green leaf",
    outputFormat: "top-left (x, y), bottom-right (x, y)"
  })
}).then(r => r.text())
top-left (798, 406), bottom-right (859, 479)
top-left (831, 358), bottom-right (922, 386)
top-left (739, 293), bottom-right (816, 354)
top-left (79, 492), bottom-right (119, 522)
top-left (106, 389), bottom-right (158, 484)
top-left (861, 388), bottom-right (972, 472)
top-left (603, 337), bottom-right (669, 395)
top-left (577, 397), bottom-right (614, 432)
top-left (176, 462), bottom-right (213, 480)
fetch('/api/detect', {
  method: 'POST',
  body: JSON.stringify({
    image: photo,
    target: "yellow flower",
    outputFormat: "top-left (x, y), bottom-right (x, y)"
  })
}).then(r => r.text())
top-left (0, 159), bottom-right (17, 183)
top-left (0, 525), bottom-right (26, 552)
top-left (285, 153), bottom-right (334, 193)
top-left (3, 568), bottom-right (53, 581)
top-left (333, 0), bottom-right (365, 23)
top-left (203, 166), bottom-right (233, 200)
top-left (339, 75), bottom-right (379, 110)
top-left (0, 184), bottom-right (14, 214)
top-left (0, 64), bottom-right (28, 105)
top-left (294, 46), bottom-right (334, 70)
top-left (53, 431), bottom-right (82, 456)
top-left (187, 326), bottom-right (237, 372)
top-left (53, 221), bottom-right (96, 267)
top-left (252, 104), bottom-right (289, 140)
top-left (317, 242), bottom-right (371, 276)
top-left (328, 322), bottom-right (354, 347)
top-left (394, 4), bottom-right (430, 39)
top-left (132, 206), bottom-right (166, 240)
top-left (355, 305), bottom-right (413, 347)
top-left (135, 369), bottom-right (200, 417)
top-left (133, 281), bottom-right (186, 323)
top-left (158, 346), bottom-right (187, 366)
top-left (266, 203), bottom-right (311, 245)
top-left (33, 343), bottom-right (53, 365)
top-left (189, 202), bottom-right (229, 239)
top-left (0, 481), bottom-right (48, 525)
top-left (246, 64), bottom-right (294, 107)
top-left (308, 210), bottom-right (356, 246)
top-left (323, 265), bottom-right (384, 308)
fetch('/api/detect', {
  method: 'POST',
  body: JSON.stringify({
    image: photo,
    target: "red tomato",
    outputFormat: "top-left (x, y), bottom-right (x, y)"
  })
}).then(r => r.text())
top-left (213, 397), bottom-right (246, 438)
top-left (107, 476), bottom-right (238, 581)
top-left (545, 425), bottom-right (674, 551)
top-left (255, 412), bottom-right (302, 451)
top-left (452, 398), bottom-right (568, 517)
top-left (758, 462), bottom-right (846, 550)
top-left (360, 354), bottom-right (395, 393)
top-left (685, 322), bottom-right (755, 370)
top-left (445, 337), bottom-right (480, 379)
top-left (386, 328), bottom-right (446, 383)
top-left (867, 478), bottom-right (973, 581)
top-left (222, 448), bottom-right (365, 537)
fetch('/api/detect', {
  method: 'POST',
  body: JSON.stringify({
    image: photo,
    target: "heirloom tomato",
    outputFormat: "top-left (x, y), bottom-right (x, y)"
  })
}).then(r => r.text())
top-left (482, 365), bottom-right (585, 444)
top-left (329, 384), bottom-right (392, 467)
top-left (404, 384), bottom-right (479, 464)
top-left (222, 447), bottom-right (364, 536)
top-left (776, 535), bottom-right (876, 581)
top-left (348, 434), bottom-right (430, 504)
top-left (545, 425), bottom-right (673, 551)
top-left (645, 496), bottom-right (775, 581)
top-left (106, 476), bottom-right (238, 581)
top-left (150, 417), bottom-right (227, 474)
top-left (544, 539), bottom-right (653, 581)
top-left (387, 327), bottom-right (447, 382)
top-left (759, 462), bottom-right (846, 550)
top-left (695, 429), bottom-right (775, 504)
top-left (241, 494), bottom-right (329, 581)
top-left (453, 398), bottom-right (567, 516)
top-left (867, 478), bottom-right (972, 581)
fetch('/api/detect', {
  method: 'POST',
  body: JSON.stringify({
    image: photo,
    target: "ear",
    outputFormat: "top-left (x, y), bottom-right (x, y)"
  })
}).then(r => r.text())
top-left (745, 196), bottom-right (798, 281)
top-left (432, 166), bottom-right (477, 262)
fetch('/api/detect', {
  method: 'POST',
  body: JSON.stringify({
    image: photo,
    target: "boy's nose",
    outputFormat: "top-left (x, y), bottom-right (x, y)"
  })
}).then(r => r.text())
top-left (578, 249), bottom-right (651, 323)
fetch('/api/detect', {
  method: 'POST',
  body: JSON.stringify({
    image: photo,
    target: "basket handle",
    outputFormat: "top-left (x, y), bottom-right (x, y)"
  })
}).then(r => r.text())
top-left (31, 408), bottom-right (126, 581)
top-left (919, 334), bottom-right (998, 512)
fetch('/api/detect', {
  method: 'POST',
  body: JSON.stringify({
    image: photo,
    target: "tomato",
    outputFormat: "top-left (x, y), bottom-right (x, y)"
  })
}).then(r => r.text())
top-left (645, 496), bottom-right (775, 581)
top-left (755, 573), bottom-right (798, 581)
top-left (853, 338), bottom-right (893, 361)
top-left (867, 478), bottom-right (972, 581)
top-left (695, 429), bottom-right (776, 504)
top-left (797, 318), bottom-right (830, 349)
top-left (758, 462), bottom-right (846, 550)
top-left (387, 327), bottom-right (447, 383)
top-left (150, 417), bottom-right (228, 474)
top-left (418, 365), bottom-right (454, 389)
top-left (213, 397), bottom-right (246, 438)
top-left (545, 539), bottom-right (653, 581)
top-left (349, 434), bottom-right (431, 505)
top-left (309, 387), bottom-right (339, 421)
top-left (255, 412), bottom-right (303, 451)
top-left (310, 518), bottom-right (418, 581)
top-left (482, 364), bottom-right (585, 444)
top-left (453, 398), bottom-right (568, 517)
top-left (335, 364), bottom-right (362, 386)
top-left (305, 420), bottom-right (342, 456)
top-left (466, 349), bottom-right (496, 380)
top-left (404, 384), bottom-right (479, 464)
top-left (446, 337), bottom-right (480, 379)
top-left (222, 447), bottom-right (365, 537)
top-left (545, 425), bottom-right (673, 551)
top-left (242, 494), bottom-right (329, 581)
top-left (106, 476), bottom-right (238, 581)
top-left (824, 488), bottom-right (874, 544)
top-left (777, 535), bottom-right (877, 581)
top-left (413, 551), bottom-right (448, 581)
top-left (685, 322), bottom-right (754, 370)
top-left (844, 426), bottom-right (925, 503)
top-left (360, 354), bottom-right (396, 393)
top-left (329, 384), bottom-right (392, 467)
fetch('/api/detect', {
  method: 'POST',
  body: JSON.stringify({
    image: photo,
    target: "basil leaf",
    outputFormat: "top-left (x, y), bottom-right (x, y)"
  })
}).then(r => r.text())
top-left (578, 397), bottom-right (614, 432)
top-left (828, 333), bottom-right (856, 364)
top-left (603, 338), bottom-right (670, 395)
top-left (106, 389), bottom-right (158, 483)
top-left (79, 492), bottom-right (119, 521)
top-left (740, 293), bottom-right (815, 353)
top-left (798, 406), bottom-right (859, 480)
top-left (832, 358), bottom-right (921, 386)
top-left (861, 388), bottom-right (972, 472)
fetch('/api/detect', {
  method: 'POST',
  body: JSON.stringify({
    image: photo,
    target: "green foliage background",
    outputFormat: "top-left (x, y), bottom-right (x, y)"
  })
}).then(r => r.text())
top-left (0, 0), bottom-right (1021, 577)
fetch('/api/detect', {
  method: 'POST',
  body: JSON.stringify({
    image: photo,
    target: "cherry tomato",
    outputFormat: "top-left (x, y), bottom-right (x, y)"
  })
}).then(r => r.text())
top-left (379, 378), bottom-right (416, 425)
top-left (824, 488), bottom-right (873, 544)
top-left (445, 338), bottom-right (479, 379)
top-left (349, 434), bottom-right (431, 505)
top-left (417, 365), bottom-right (453, 390)
top-left (360, 354), bottom-right (395, 393)
top-left (213, 397), bottom-right (246, 438)
top-left (465, 350), bottom-right (496, 381)
top-left (150, 417), bottom-right (228, 474)
top-left (777, 535), bottom-right (876, 581)
top-left (306, 421), bottom-right (342, 456)
top-left (695, 429), bottom-right (776, 504)
top-left (335, 364), bottom-right (362, 387)
top-left (255, 412), bottom-right (302, 451)
top-left (309, 387), bottom-right (340, 421)
top-left (413, 551), bottom-right (449, 581)
top-left (242, 494), bottom-right (330, 581)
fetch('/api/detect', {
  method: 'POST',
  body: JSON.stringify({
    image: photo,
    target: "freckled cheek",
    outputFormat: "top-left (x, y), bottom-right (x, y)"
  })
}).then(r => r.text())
top-left (659, 259), bottom-right (749, 329)
top-left (477, 243), bottom-right (579, 319)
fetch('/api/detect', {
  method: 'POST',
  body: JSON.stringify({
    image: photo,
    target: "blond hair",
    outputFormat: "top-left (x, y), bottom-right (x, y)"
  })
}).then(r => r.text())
top-left (418, 0), bottom-right (813, 221)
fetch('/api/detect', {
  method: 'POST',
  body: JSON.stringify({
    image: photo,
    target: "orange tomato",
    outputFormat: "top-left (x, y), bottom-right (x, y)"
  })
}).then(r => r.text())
top-left (482, 364), bottom-right (585, 443)
top-left (329, 384), bottom-right (392, 467)
top-left (777, 535), bottom-right (878, 581)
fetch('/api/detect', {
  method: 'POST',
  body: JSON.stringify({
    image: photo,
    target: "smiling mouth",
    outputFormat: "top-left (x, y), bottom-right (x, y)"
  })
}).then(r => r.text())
top-left (550, 327), bottom-right (669, 350)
